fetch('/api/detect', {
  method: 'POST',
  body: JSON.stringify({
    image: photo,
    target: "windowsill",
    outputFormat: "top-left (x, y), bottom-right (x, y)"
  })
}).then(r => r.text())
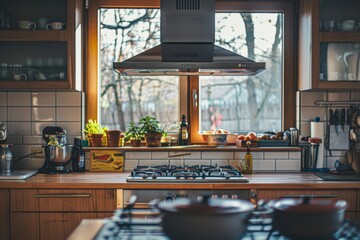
top-left (83, 145), bottom-right (301, 152)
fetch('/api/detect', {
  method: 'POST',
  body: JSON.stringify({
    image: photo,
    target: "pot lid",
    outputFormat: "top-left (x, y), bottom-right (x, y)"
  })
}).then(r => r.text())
top-left (157, 196), bottom-right (254, 215)
top-left (273, 196), bottom-right (348, 213)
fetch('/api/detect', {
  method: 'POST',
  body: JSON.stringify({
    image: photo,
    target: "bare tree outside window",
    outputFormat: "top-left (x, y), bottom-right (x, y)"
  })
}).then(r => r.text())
top-left (99, 9), bottom-right (283, 133)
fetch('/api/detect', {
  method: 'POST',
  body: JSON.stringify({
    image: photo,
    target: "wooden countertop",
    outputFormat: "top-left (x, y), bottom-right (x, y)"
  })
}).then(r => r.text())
top-left (0, 172), bottom-right (359, 189)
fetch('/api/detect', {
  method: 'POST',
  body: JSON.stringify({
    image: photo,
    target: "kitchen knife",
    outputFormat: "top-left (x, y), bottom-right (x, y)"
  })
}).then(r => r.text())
top-left (347, 108), bottom-right (351, 126)
top-left (329, 109), bottom-right (334, 125)
top-left (334, 109), bottom-right (339, 136)
top-left (341, 108), bottom-right (345, 131)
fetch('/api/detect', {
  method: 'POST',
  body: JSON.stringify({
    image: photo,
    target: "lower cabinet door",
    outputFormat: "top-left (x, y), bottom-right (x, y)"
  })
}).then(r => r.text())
top-left (11, 212), bottom-right (112, 240)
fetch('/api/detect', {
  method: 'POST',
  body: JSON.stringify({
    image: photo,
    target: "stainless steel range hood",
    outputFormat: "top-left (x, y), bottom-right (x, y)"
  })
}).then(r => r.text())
top-left (113, 0), bottom-right (265, 76)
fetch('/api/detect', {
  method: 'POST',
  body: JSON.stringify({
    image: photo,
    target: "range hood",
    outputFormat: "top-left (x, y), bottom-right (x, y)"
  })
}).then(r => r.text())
top-left (113, 0), bottom-right (265, 76)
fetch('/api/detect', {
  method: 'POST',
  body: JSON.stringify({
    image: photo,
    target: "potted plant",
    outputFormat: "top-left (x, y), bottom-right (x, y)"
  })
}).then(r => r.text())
top-left (124, 122), bottom-right (144, 147)
top-left (139, 116), bottom-right (163, 147)
top-left (83, 119), bottom-right (108, 147)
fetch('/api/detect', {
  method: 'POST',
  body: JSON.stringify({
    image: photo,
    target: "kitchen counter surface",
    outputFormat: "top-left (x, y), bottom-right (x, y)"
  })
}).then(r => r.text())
top-left (0, 172), bottom-right (359, 189)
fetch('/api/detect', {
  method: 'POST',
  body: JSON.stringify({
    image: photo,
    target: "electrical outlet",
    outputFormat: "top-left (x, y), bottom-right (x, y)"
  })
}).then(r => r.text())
top-left (31, 147), bottom-right (44, 158)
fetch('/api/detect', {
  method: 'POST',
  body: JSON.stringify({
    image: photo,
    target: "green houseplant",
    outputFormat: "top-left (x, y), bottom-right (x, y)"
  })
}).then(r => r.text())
top-left (84, 119), bottom-right (108, 147)
top-left (139, 116), bottom-right (163, 147)
top-left (124, 122), bottom-right (144, 147)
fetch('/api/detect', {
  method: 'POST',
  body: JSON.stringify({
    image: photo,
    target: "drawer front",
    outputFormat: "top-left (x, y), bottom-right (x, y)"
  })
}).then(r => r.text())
top-left (258, 189), bottom-right (357, 211)
top-left (11, 189), bottom-right (116, 212)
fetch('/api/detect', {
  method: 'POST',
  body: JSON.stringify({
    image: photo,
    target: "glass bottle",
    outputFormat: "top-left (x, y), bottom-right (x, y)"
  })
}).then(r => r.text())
top-left (72, 137), bottom-right (85, 172)
top-left (178, 114), bottom-right (189, 145)
top-left (244, 141), bottom-right (253, 173)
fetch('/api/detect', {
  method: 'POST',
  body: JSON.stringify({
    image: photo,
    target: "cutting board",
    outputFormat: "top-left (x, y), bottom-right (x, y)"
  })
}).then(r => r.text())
top-left (315, 172), bottom-right (360, 181)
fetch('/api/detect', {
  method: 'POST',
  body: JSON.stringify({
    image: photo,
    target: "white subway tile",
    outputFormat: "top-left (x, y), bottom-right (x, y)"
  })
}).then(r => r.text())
top-left (7, 92), bottom-right (31, 106)
top-left (32, 92), bottom-right (56, 106)
top-left (151, 152), bottom-right (169, 159)
top-left (264, 152), bottom-right (289, 159)
top-left (57, 92), bottom-right (82, 106)
top-left (300, 121), bottom-right (310, 137)
top-left (23, 135), bottom-right (43, 145)
top-left (184, 160), bottom-right (211, 166)
top-left (300, 91), bottom-right (325, 106)
top-left (229, 159), bottom-right (241, 168)
top-left (11, 144), bottom-right (33, 157)
top-left (7, 136), bottom-right (22, 144)
top-left (0, 107), bottom-right (7, 121)
top-left (32, 107), bottom-right (55, 121)
top-left (124, 159), bottom-right (139, 171)
top-left (32, 121), bottom-right (56, 135)
top-left (276, 160), bottom-right (301, 171)
top-left (56, 107), bottom-right (81, 121)
top-left (301, 107), bottom-right (326, 122)
top-left (126, 152), bottom-right (152, 159)
top-left (14, 157), bottom-right (44, 170)
top-left (169, 159), bottom-right (184, 166)
top-left (8, 107), bottom-right (31, 121)
top-left (201, 151), bottom-right (233, 159)
top-left (289, 151), bottom-right (301, 159)
top-left (139, 160), bottom-right (169, 166)
top-left (168, 151), bottom-right (201, 159)
top-left (253, 160), bottom-right (275, 171)
top-left (0, 92), bottom-right (6, 106)
top-left (8, 122), bottom-right (31, 135)
top-left (327, 92), bottom-right (350, 102)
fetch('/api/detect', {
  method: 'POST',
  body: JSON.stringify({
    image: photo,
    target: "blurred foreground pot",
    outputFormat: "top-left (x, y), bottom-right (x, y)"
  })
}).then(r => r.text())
top-left (156, 196), bottom-right (254, 240)
top-left (272, 196), bottom-right (348, 239)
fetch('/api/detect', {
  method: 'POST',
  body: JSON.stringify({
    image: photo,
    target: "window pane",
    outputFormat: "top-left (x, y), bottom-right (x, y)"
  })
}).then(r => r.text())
top-left (99, 9), bottom-right (179, 131)
top-left (200, 13), bottom-right (283, 133)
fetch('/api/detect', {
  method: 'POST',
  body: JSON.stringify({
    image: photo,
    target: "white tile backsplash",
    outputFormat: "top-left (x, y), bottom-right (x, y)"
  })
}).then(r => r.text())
top-left (126, 152), bottom-right (152, 159)
top-left (184, 159), bottom-right (211, 166)
top-left (0, 107), bottom-right (7, 121)
top-left (300, 91), bottom-right (326, 106)
top-left (32, 92), bottom-right (56, 106)
top-left (32, 121), bottom-right (56, 135)
top-left (139, 160), bottom-right (169, 166)
top-left (253, 160), bottom-right (275, 171)
top-left (23, 135), bottom-right (43, 144)
top-left (124, 159), bottom-right (139, 171)
top-left (56, 107), bottom-right (81, 121)
top-left (8, 107), bottom-right (31, 121)
top-left (300, 107), bottom-right (326, 122)
top-left (234, 151), bottom-right (263, 159)
top-left (8, 122), bottom-right (31, 135)
top-left (276, 160), bottom-right (301, 171)
top-left (0, 92), bottom-right (6, 106)
top-left (32, 107), bottom-right (56, 121)
top-left (57, 92), bottom-right (82, 106)
top-left (264, 152), bottom-right (289, 159)
top-left (211, 159), bottom-right (229, 166)
top-left (201, 151), bottom-right (233, 159)
top-left (327, 92), bottom-right (350, 102)
top-left (289, 151), bottom-right (301, 159)
top-left (7, 92), bottom-right (31, 106)
top-left (56, 122), bottom-right (81, 136)
top-left (152, 151), bottom-right (171, 159)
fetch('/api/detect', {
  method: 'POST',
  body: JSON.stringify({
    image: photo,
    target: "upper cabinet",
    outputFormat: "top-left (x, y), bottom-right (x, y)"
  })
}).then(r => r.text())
top-left (298, 0), bottom-right (360, 90)
top-left (0, 0), bottom-right (83, 91)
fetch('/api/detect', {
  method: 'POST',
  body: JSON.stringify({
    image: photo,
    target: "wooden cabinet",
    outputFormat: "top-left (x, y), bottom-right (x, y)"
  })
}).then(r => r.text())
top-left (10, 189), bottom-right (116, 240)
top-left (257, 189), bottom-right (358, 219)
top-left (0, 189), bottom-right (10, 240)
top-left (0, 0), bottom-right (83, 90)
top-left (298, 0), bottom-right (360, 90)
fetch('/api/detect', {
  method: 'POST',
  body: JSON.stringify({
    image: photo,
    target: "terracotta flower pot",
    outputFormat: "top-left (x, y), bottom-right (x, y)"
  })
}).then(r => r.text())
top-left (145, 133), bottom-right (162, 147)
top-left (130, 139), bottom-right (141, 147)
top-left (106, 130), bottom-right (122, 147)
top-left (89, 134), bottom-right (103, 147)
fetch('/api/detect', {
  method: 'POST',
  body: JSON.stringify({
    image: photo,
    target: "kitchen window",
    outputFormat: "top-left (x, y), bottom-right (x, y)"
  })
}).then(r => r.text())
top-left (86, 0), bottom-right (295, 143)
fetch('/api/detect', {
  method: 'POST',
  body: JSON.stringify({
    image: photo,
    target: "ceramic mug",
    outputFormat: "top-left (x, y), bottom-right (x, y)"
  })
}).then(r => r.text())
top-left (37, 18), bottom-right (48, 30)
top-left (46, 22), bottom-right (66, 30)
top-left (18, 20), bottom-right (36, 30)
top-left (13, 73), bottom-right (27, 81)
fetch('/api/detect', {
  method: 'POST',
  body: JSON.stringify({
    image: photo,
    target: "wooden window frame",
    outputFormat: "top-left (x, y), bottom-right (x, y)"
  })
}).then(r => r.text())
top-left (86, 0), bottom-right (296, 143)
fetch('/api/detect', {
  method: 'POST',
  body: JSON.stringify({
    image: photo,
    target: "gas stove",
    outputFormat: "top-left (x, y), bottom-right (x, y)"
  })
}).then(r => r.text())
top-left (127, 164), bottom-right (248, 183)
top-left (95, 206), bottom-right (360, 240)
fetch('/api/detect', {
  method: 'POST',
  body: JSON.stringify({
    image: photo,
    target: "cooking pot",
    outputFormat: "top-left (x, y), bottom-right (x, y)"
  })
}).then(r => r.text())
top-left (271, 196), bottom-right (348, 239)
top-left (156, 196), bottom-right (254, 240)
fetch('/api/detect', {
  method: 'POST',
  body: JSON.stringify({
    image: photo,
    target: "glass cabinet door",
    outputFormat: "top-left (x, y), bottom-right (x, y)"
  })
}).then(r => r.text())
top-left (320, 43), bottom-right (360, 81)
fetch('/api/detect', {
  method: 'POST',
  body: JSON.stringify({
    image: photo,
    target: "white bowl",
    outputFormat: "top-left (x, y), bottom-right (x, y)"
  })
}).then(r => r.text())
top-left (341, 20), bottom-right (355, 31)
top-left (202, 134), bottom-right (227, 146)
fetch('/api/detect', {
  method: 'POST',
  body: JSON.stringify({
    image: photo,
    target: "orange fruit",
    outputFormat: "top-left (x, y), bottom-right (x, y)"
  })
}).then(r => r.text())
top-left (237, 135), bottom-right (245, 140)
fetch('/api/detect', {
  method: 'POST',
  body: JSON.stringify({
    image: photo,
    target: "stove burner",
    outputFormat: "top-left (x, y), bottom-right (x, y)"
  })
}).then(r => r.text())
top-left (127, 164), bottom-right (248, 182)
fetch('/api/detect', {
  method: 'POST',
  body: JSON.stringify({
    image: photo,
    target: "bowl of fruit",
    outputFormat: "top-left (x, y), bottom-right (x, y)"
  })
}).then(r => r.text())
top-left (236, 132), bottom-right (259, 147)
top-left (201, 129), bottom-right (229, 146)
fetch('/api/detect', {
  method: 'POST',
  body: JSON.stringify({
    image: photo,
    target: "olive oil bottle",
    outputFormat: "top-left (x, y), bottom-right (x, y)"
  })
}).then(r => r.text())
top-left (244, 141), bottom-right (253, 173)
top-left (178, 114), bottom-right (189, 145)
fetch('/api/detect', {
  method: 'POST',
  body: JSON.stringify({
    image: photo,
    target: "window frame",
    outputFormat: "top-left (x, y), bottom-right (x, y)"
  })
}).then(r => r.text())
top-left (86, 0), bottom-right (296, 143)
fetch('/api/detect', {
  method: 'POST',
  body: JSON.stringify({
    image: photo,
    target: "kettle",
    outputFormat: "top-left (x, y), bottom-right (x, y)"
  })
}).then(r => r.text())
top-left (0, 122), bottom-right (8, 143)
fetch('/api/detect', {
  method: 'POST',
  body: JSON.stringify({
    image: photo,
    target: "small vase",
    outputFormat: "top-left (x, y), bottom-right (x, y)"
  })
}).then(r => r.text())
top-left (89, 134), bottom-right (103, 147)
top-left (106, 130), bottom-right (122, 147)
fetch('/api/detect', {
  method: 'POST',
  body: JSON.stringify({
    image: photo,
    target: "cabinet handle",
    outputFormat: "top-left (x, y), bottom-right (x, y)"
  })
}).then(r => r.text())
top-left (34, 194), bottom-right (91, 198)
top-left (282, 194), bottom-right (339, 198)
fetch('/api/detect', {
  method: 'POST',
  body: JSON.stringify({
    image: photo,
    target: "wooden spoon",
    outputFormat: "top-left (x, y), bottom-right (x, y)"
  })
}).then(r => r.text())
top-left (347, 150), bottom-right (353, 167)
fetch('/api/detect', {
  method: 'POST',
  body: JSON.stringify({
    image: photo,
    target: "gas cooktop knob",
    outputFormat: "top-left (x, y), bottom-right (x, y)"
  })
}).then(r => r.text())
top-left (221, 194), bottom-right (229, 199)
top-left (231, 194), bottom-right (239, 199)
top-left (211, 194), bottom-right (218, 199)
